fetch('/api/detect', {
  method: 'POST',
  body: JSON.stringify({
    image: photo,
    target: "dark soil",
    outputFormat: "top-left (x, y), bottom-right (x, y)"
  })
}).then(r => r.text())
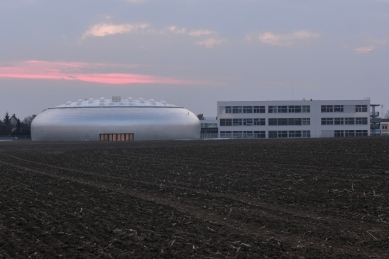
top-left (0, 137), bottom-right (389, 258)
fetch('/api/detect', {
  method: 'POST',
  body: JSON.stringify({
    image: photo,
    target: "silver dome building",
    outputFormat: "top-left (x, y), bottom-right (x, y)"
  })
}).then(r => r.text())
top-left (31, 96), bottom-right (201, 141)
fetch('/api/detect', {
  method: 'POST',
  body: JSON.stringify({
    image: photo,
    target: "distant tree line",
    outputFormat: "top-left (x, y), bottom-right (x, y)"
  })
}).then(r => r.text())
top-left (0, 112), bottom-right (36, 136)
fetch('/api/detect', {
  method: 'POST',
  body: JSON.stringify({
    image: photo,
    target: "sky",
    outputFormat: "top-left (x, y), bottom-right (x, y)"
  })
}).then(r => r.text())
top-left (1, 0), bottom-right (389, 119)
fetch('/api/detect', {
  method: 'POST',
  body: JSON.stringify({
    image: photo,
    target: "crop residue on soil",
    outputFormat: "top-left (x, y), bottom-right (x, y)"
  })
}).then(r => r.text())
top-left (0, 138), bottom-right (388, 258)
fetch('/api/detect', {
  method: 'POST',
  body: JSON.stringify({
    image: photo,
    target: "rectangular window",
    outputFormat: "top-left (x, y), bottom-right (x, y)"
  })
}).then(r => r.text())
top-left (383, 125), bottom-right (388, 130)
top-left (288, 106), bottom-right (302, 113)
top-left (356, 130), bottom-right (368, 136)
top-left (278, 106), bottom-right (288, 113)
top-left (268, 131), bottom-right (277, 138)
top-left (232, 119), bottom-right (242, 126)
top-left (243, 106), bottom-right (252, 113)
top-left (321, 105), bottom-right (334, 112)
top-left (225, 106), bottom-right (232, 113)
top-left (345, 130), bottom-right (355, 137)
top-left (220, 119), bottom-right (232, 126)
top-left (334, 118), bottom-right (344, 125)
top-left (356, 117), bottom-right (368, 125)
top-left (243, 118), bottom-right (253, 126)
top-left (321, 118), bottom-right (333, 125)
top-left (278, 131), bottom-right (288, 138)
top-left (302, 131), bottom-right (311, 138)
top-left (278, 118), bottom-right (288, 125)
top-left (254, 106), bottom-right (265, 113)
top-left (302, 105), bottom-right (310, 113)
top-left (288, 118), bottom-right (302, 125)
top-left (335, 130), bottom-right (344, 137)
top-left (289, 131), bottom-right (302, 138)
top-left (355, 105), bottom-right (368, 112)
top-left (254, 131), bottom-right (266, 138)
top-left (254, 118), bottom-right (265, 125)
top-left (232, 131), bottom-right (242, 138)
top-left (232, 106), bottom-right (242, 113)
top-left (220, 131), bottom-right (232, 138)
top-left (334, 105), bottom-right (344, 112)
top-left (302, 118), bottom-right (310, 125)
top-left (268, 106), bottom-right (277, 113)
top-left (345, 118), bottom-right (354, 125)
top-left (243, 131), bottom-right (253, 138)
top-left (269, 118), bottom-right (277, 125)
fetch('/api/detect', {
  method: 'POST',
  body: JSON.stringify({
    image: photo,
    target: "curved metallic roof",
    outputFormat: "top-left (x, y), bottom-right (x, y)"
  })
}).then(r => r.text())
top-left (56, 96), bottom-right (176, 108)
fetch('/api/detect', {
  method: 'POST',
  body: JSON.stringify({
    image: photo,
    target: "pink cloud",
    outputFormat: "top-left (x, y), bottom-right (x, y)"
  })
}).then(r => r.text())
top-left (354, 47), bottom-right (375, 54)
top-left (0, 60), bottom-right (198, 85)
top-left (257, 30), bottom-right (320, 46)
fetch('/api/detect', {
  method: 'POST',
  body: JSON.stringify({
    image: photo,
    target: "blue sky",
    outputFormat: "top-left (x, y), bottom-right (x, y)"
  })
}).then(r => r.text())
top-left (1, 0), bottom-right (389, 119)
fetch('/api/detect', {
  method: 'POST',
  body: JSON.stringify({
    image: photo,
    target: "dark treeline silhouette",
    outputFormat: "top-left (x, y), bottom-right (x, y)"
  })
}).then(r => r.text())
top-left (0, 112), bottom-right (36, 136)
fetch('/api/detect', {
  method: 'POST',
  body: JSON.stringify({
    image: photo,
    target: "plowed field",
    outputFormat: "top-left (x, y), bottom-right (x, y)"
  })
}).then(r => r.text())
top-left (0, 138), bottom-right (389, 258)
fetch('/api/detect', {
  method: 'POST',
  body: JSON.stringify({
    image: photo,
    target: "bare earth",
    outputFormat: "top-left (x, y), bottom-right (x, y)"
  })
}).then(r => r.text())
top-left (0, 138), bottom-right (388, 258)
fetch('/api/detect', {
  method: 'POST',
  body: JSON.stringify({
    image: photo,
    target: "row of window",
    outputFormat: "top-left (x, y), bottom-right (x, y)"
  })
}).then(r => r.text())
top-left (220, 118), bottom-right (311, 126)
top-left (269, 118), bottom-right (310, 126)
top-left (223, 104), bottom-right (368, 114)
top-left (225, 106), bottom-right (265, 114)
top-left (269, 131), bottom-right (311, 138)
top-left (268, 106), bottom-right (310, 113)
top-left (321, 117), bottom-right (368, 125)
top-left (220, 117), bottom-right (368, 126)
top-left (220, 131), bottom-right (266, 139)
top-left (220, 118), bottom-right (266, 126)
top-left (220, 130), bottom-right (368, 138)
top-left (334, 130), bottom-right (368, 137)
top-left (321, 105), bottom-right (368, 113)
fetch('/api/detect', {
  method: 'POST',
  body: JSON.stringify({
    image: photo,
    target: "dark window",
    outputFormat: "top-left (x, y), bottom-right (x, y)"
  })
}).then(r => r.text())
top-left (233, 106), bottom-right (242, 113)
top-left (268, 106), bottom-right (276, 113)
top-left (355, 105), bottom-right (368, 112)
top-left (321, 105), bottom-right (333, 112)
top-left (278, 131), bottom-right (288, 138)
top-left (321, 118), bottom-right (333, 125)
top-left (254, 106), bottom-right (265, 113)
top-left (243, 118), bottom-right (253, 126)
top-left (269, 118), bottom-right (277, 125)
top-left (335, 130), bottom-right (344, 137)
top-left (232, 119), bottom-right (242, 126)
top-left (356, 117), bottom-right (368, 125)
top-left (278, 106), bottom-right (288, 113)
top-left (334, 105), bottom-right (344, 112)
top-left (268, 131), bottom-right (277, 138)
top-left (302, 105), bottom-right (310, 113)
top-left (243, 131), bottom-right (253, 138)
top-left (243, 106), bottom-right (252, 113)
top-left (334, 118), bottom-right (344, 125)
top-left (345, 118), bottom-right (354, 125)
top-left (225, 106), bottom-right (232, 113)
top-left (302, 131), bottom-right (310, 138)
top-left (254, 118), bottom-right (265, 125)
top-left (232, 131), bottom-right (242, 138)
top-left (302, 118), bottom-right (310, 125)
top-left (254, 131), bottom-right (266, 138)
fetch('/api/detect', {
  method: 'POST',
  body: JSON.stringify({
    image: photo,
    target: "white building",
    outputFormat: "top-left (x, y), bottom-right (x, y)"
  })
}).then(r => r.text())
top-left (217, 99), bottom-right (370, 139)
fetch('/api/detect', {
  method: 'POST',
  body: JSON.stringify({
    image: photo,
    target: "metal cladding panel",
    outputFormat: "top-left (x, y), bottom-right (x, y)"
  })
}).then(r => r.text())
top-left (31, 107), bottom-right (201, 141)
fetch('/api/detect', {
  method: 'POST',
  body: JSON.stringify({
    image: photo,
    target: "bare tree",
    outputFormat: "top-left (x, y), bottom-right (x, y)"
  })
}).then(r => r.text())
top-left (384, 110), bottom-right (389, 119)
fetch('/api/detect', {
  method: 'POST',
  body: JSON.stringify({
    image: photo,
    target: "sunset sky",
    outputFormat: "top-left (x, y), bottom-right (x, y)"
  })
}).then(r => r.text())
top-left (1, 0), bottom-right (389, 119)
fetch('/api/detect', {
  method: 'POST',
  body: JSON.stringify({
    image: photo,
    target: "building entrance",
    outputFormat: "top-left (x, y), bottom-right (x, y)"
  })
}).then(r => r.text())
top-left (100, 133), bottom-right (134, 141)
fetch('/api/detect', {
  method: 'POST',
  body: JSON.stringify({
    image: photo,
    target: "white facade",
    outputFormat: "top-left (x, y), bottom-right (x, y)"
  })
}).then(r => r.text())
top-left (217, 99), bottom-right (370, 139)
